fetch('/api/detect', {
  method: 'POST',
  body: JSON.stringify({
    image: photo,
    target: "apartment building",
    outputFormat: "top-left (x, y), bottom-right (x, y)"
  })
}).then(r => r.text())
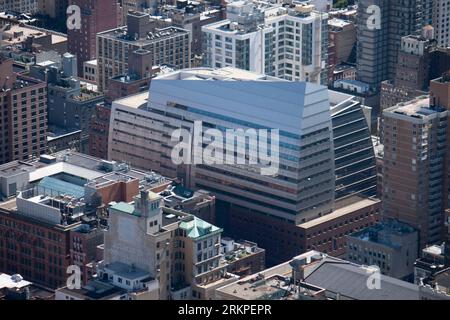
top-left (383, 97), bottom-right (447, 248)
top-left (0, 57), bottom-right (47, 165)
top-left (433, 0), bottom-right (450, 47)
top-left (96, 11), bottom-right (191, 92)
top-left (202, 1), bottom-right (328, 84)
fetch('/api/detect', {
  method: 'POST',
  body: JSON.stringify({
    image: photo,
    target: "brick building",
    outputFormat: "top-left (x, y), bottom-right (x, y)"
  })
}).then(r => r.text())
top-left (67, 0), bottom-right (120, 76)
top-left (0, 57), bottom-right (47, 165)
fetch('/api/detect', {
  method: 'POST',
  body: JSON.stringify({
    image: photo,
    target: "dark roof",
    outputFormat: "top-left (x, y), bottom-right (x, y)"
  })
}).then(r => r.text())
top-left (305, 261), bottom-right (420, 300)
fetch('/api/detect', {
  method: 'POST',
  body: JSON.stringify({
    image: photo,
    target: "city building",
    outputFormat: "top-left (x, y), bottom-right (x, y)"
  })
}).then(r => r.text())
top-left (88, 65), bottom-right (173, 160)
top-left (419, 268), bottom-right (450, 299)
top-left (433, 0), bottom-right (450, 47)
top-left (0, 57), bottom-right (47, 165)
top-left (107, 67), bottom-right (378, 264)
top-left (0, 0), bottom-right (38, 14)
top-left (153, 1), bottom-right (223, 58)
top-left (346, 219), bottom-right (419, 280)
top-left (330, 63), bottom-right (356, 84)
top-left (47, 130), bottom-right (84, 154)
top-left (216, 250), bottom-right (420, 300)
top-left (69, 223), bottom-right (104, 285)
top-left (331, 79), bottom-right (379, 130)
top-left (356, 0), bottom-right (423, 90)
top-left (0, 22), bottom-right (67, 54)
top-left (414, 243), bottom-right (447, 284)
top-left (446, 209), bottom-right (450, 266)
top-left (380, 81), bottom-right (426, 113)
top-left (0, 150), bottom-right (174, 288)
top-left (379, 31), bottom-right (436, 112)
top-left (327, 18), bottom-right (356, 85)
top-left (202, 1), bottom-right (329, 84)
top-left (38, 0), bottom-right (68, 20)
top-left (121, 0), bottom-right (157, 21)
top-left (96, 11), bottom-right (191, 92)
top-left (0, 273), bottom-right (54, 300)
top-left (383, 96), bottom-right (447, 249)
top-left (83, 60), bottom-right (97, 84)
top-left (220, 238), bottom-right (265, 277)
top-left (29, 54), bottom-right (104, 153)
top-left (295, 197), bottom-right (380, 257)
top-left (395, 32), bottom-right (435, 91)
top-left (67, 0), bottom-right (120, 76)
top-left (57, 188), bottom-right (255, 300)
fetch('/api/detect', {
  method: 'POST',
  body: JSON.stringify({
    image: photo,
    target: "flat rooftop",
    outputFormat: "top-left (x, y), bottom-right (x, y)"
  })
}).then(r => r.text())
top-left (348, 220), bottom-right (416, 249)
top-left (328, 18), bottom-right (352, 28)
top-left (298, 197), bottom-right (380, 229)
top-left (0, 274), bottom-right (31, 290)
top-left (1, 24), bottom-right (66, 45)
top-left (98, 26), bottom-right (188, 45)
top-left (386, 96), bottom-right (446, 119)
top-left (58, 279), bottom-right (127, 300)
top-left (154, 67), bottom-right (283, 82)
top-left (113, 91), bottom-right (149, 110)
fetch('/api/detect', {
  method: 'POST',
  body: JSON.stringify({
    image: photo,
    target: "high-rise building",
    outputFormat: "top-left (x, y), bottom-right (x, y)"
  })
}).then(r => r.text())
top-left (38, 0), bottom-right (67, 19)
top-left (67, 0), bottom-right (120, 76)
top-left (432, 0), bottom-right (450, 47)
top-left (380, 31), bottom-right (436, 112)
top-left (107, 67), bottom-right (378, 264)
top-left (382, 96), bottom-right (447, 249)
top-left (0, 57), bottom-right (47, 165)
top-left (357, 0), bottom-right (423, 89)
top-left (96, 11), bottom-right (191, 92)
top-left (0, 0), bottom-right (38, 14)
top-left (202, 2), bottom-right (329, 84)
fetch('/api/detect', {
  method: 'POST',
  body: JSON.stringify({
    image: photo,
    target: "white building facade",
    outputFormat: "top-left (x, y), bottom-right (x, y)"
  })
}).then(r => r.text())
top-left (202, 2), bottom-right (328, 84)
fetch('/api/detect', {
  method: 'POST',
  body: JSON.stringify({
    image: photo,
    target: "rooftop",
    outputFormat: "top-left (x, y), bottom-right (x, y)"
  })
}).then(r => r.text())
top-left (179, 216), bottom-right (222, 239)
top-left (386, 96), bottom-right (446, 119)
top-left (0, 274), bottom-right (31, 290)
top-left (217, 251), bottom-right (420, 300)
top-left (328, 18), bottom-right (352, 29)
top-left (97, 26), bottom-right (188, 45)
top-left (154, 67), bottom-right (282, 81)
top-left (57, 279), bottom-right (127, 300)
top-left (113, 91), bottom-right (149, 110)
top-left (1, 23), bottom-right (66, 45)
top-left (298, 198), bottom-right (380, 229)
top-left (103, 261), bottom-right (151, 281)
top-left (348, 219), bottom-right (417, 249)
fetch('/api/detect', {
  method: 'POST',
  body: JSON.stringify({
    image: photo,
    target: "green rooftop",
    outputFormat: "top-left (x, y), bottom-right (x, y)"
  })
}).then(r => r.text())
top-left (179, 216), bottom-right (222, 239)
top-left (111, 202), bottom-right (136, 215)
